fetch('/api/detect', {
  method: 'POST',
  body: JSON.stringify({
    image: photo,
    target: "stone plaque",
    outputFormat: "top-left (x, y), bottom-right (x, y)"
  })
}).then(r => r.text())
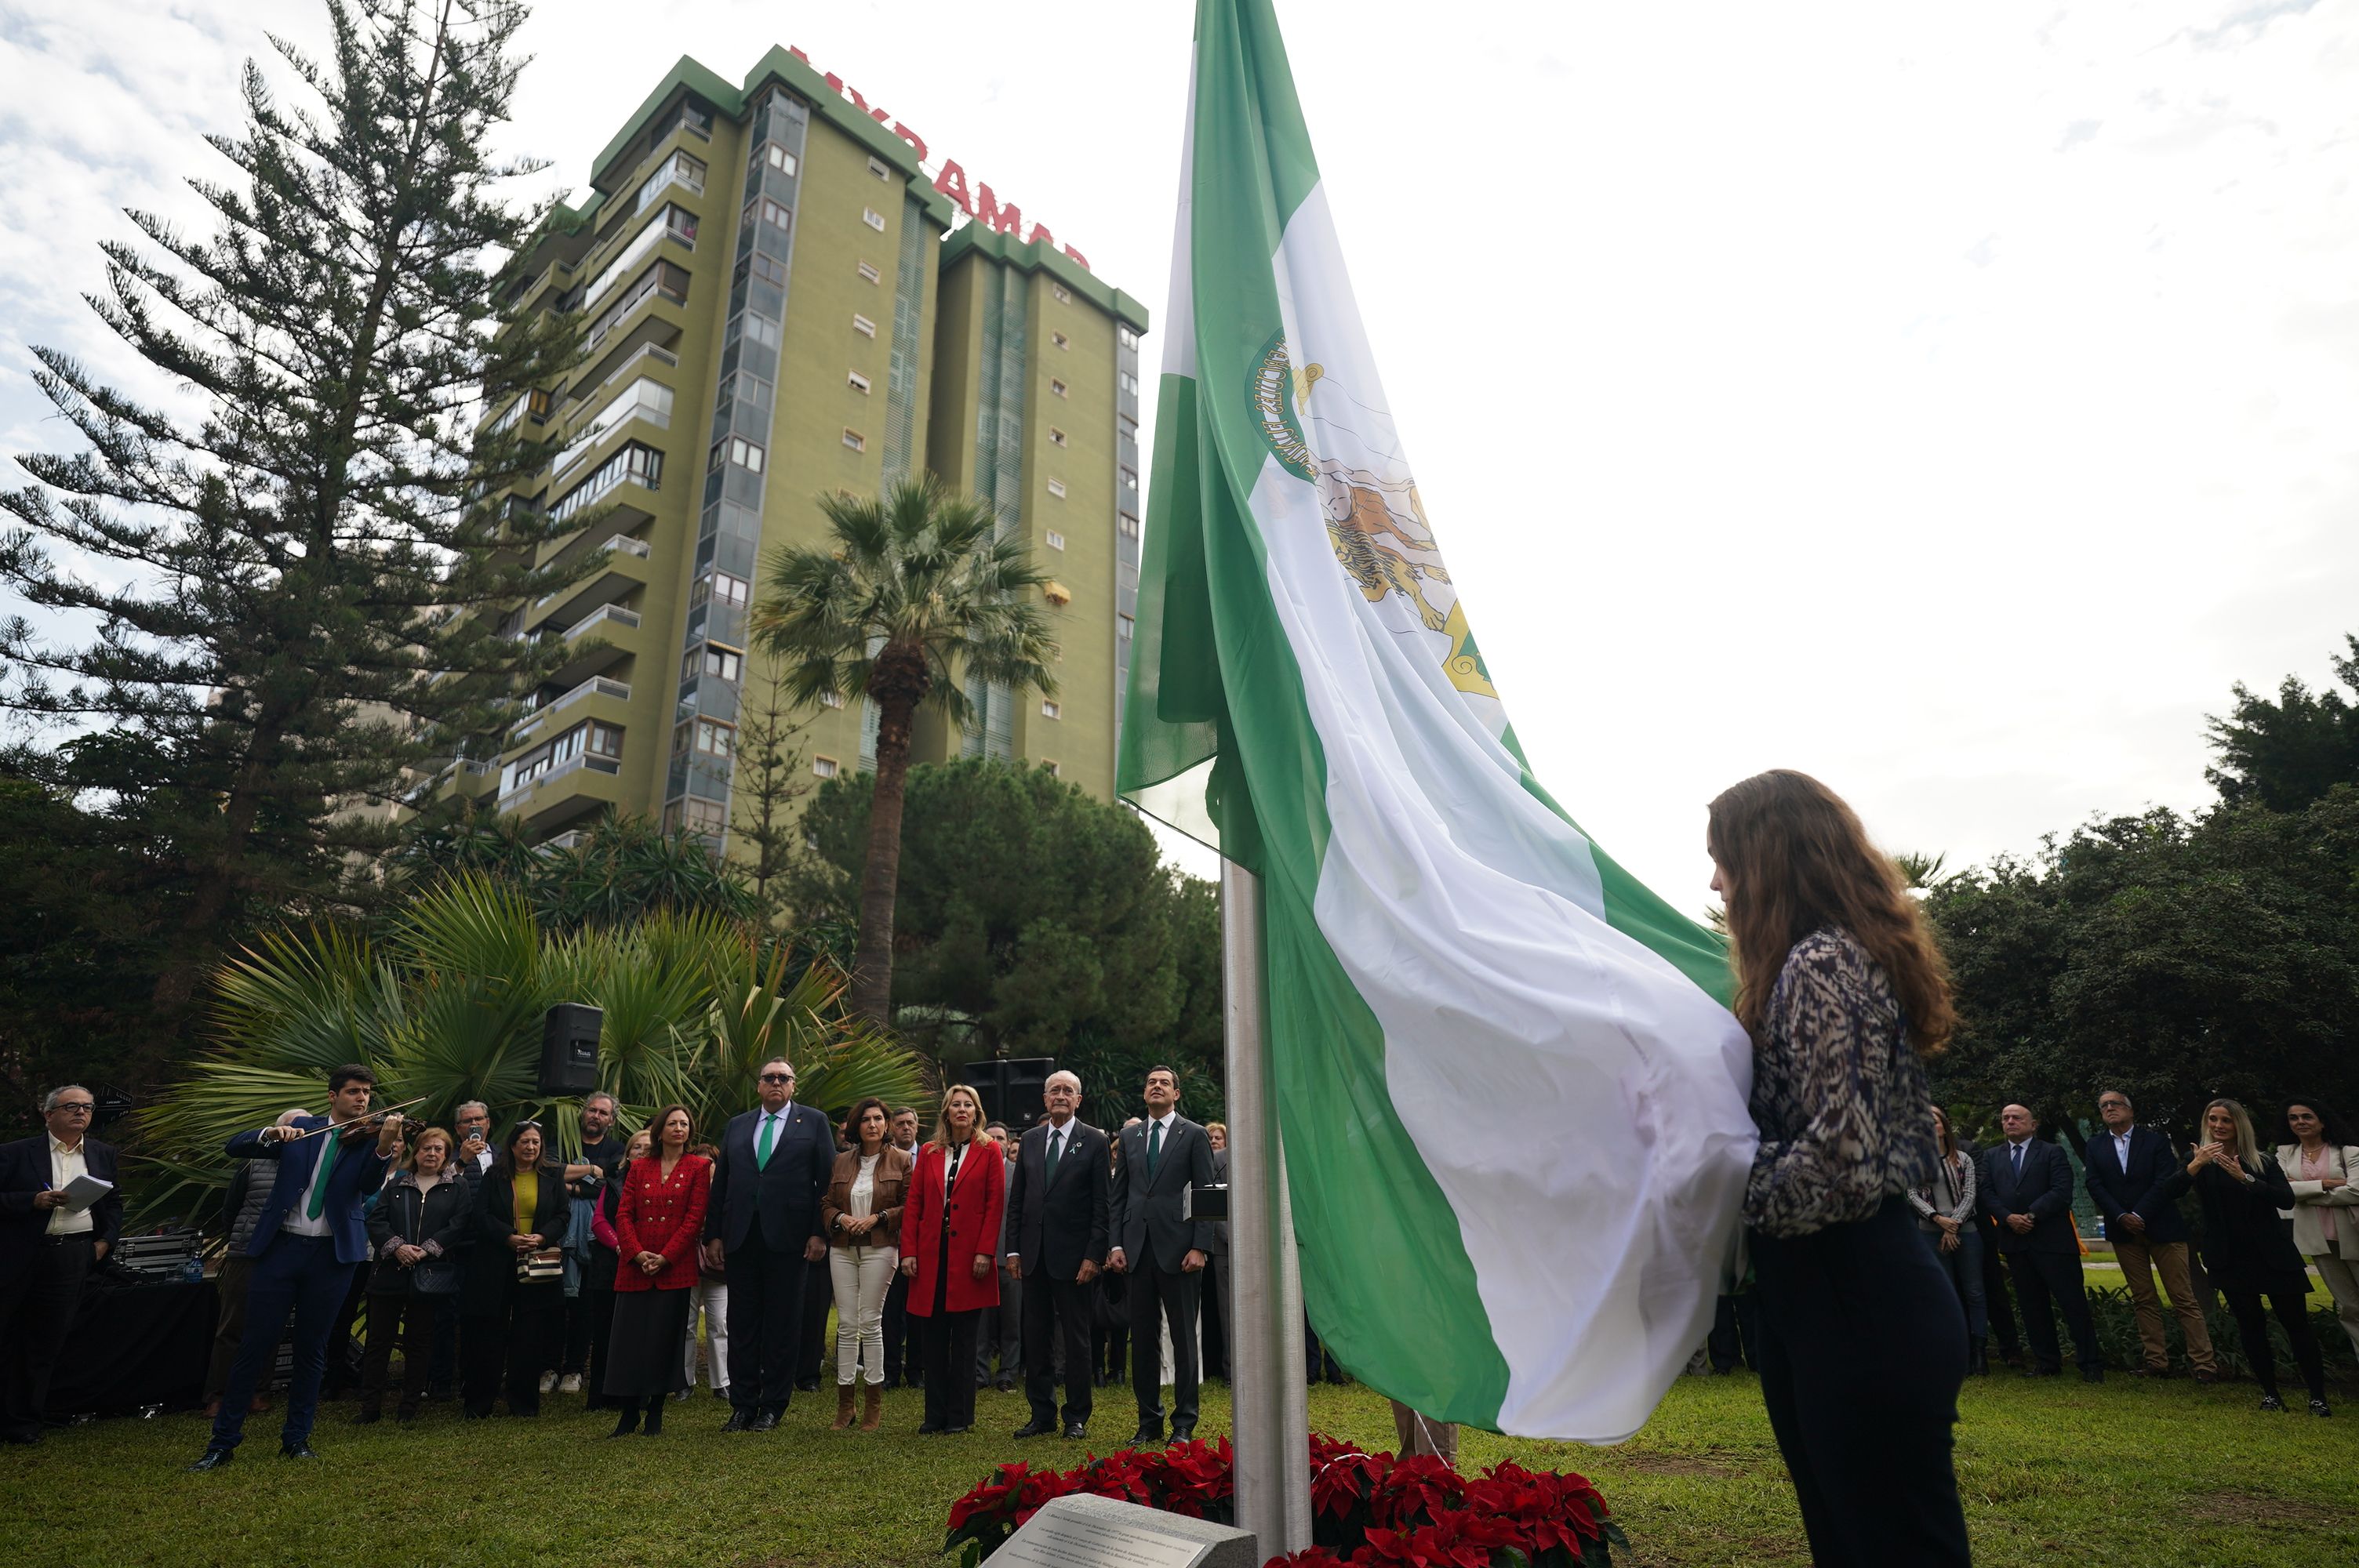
top-left (991, 1494), bottom-right (1259, 1568)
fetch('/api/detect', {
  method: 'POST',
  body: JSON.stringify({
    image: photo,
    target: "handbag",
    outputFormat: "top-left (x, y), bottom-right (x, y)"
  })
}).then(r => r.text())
top-left (517, 1247), bottom-right (563, 1283)
top-left (413, 1254), bottom-right (460, 1296)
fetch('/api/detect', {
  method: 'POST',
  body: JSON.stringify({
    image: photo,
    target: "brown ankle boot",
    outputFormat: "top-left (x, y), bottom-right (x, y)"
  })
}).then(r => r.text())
top-left (860, 1383), bottom-right (882, 1432)
top-left (832, 1383), bottom-right (857, 1429)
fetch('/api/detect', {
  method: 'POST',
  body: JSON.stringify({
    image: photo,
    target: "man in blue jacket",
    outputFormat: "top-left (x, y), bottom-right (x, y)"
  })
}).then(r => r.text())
top-left (1979, 1104), bottom-right (2103, 1383)
top-left (188, 1063), bottom-right (405, 1469)
top-left (2082, 1088), bottom-right (2217, 1379)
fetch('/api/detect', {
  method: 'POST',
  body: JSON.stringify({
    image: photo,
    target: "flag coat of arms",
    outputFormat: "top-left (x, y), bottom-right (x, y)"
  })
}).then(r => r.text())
top-left (1118, 0), bottom-right (1760, 1442)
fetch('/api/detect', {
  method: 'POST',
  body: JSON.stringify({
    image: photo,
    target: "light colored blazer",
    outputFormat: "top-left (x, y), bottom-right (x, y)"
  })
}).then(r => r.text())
top-left (1908, 1149), bottom-right (1976, 1233)
top-left (2274, 1142), bottom-right (2359, 1259)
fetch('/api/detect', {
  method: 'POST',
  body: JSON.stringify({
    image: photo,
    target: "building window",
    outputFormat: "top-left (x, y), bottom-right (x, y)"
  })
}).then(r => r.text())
top-left (820, 691), bottom-right (845, 709)
top-left (684, 643), bottom-right (743, 684)
top-left (1052, 331), bottom-right (1070, 350)
top-left (1118, 512), bottom-right (1141, 539)
top-left (847, 369), bottom-right (871, 394)
top-left (552, 442), bottom-right (663, 525)
top-left (842, 427), bottom-right (867, 452)
top-left (691, 570), bottom-right (750, 610)
top-left (1118, 324), bottom-right (1140, 349)
top-left (813, 756), bottom-right (841, 779)
top-left (862, 206), bottom-right (886, 231)
top-left (1040, 700), bottom-right (1060, 720)
top-left (1118, 369), bottom-right (1140, 395)
top-left (693, 718), bottom-right (734, 757)
top-left (528, 387), bottom-right (554, 420)
top-left (1052, 283), bottom-right (1072, 304)
top-left (741, 312), bottom-right (780, 349)
top-left (1049, 427), bottom-right (1067, 448)
top-left (765, 143), bottom-right (798, 176)
top-left (710, 435), bottom-right (765, 474)
top-left (1045, 529), bottom-right (1066, 550)
top-left (753, 196), bottom-right (791, 230)
top-left (852, 313), bottom-right (876, 337)
top-left (1118, 412), bottom-right (1139, 442)
top-left (750, 252), bottom-right (787, 287)
top-left (1050, 378), bottom-right (1068, 398)
top-left (1118, 612), bottom-right (1135, 642)
top-left (867, 156), bottom-right (892, 180)
top-left (1120, 466), bottom-right (1138, 492)
top-left (857, 260), bottom-right (881, 283)
top-left (1046, 478), bottom-right (1066, 499)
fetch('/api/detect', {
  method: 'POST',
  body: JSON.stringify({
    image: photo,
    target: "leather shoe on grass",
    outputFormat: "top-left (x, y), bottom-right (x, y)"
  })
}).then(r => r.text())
top-left (749, 1411), bottom-right (780, 1432)
top-left (186, 1447), bottom-right (234, 1472)
top-left (1062, 1421), bottom-right (1087, 1439)
top-left (722, 1410), bottom-right (754, 1433)
top-left (281, 1444), bottom-right (318, 1459)
top-left (1012, 1417), bottom-right (1059, 1439)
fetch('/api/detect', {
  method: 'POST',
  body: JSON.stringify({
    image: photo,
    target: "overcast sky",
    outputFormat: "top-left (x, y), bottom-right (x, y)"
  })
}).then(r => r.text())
top-left (3, 0), bottom-right (2354, 909)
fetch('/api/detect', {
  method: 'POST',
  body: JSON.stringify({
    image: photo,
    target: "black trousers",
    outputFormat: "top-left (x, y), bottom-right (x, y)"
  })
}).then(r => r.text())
top-left (1022, 1272), bottom-right (1096, 1425)
top-left (358, 1293), bottom-right (440, 1415)
top-left (1129, 1257), bottom-right (1201, 1426)
top-left (881, 1269), bottom-right (912, 1385)
top-left (463, 1278), bottom-right (562, 1416)
top-left (725, 1228), bottom-right (812, 1414)
top-left (1708, 1291), bottom-right (1760, 1373)
top-left (1750, 1198), bottom-right (1969, 1568)
top-left (1, 1232), bottom-right (95, 1439)
top-left (1201, 1254), bottom-right (1230, 1381)
top-left (582, 1286), bottom-right (617, 1408)
top-left (797, 1257), bottom-right (832, 1383)
top-left (980, 1272), bottom-right (1023, 1384)
top-left (2224, 1289), bottom-right (2326, 1399)
top-left (559, 1288), bottom-right (592, 1375)
top-left (1977, 1220), bottom-right (2019, 1355)
top-left (2004, 1246), bottom-right (2100, 1373)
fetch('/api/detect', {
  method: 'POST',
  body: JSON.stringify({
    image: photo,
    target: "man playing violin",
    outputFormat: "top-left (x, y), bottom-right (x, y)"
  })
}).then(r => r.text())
top-left (189, 1063), bottom-right (407, 1470)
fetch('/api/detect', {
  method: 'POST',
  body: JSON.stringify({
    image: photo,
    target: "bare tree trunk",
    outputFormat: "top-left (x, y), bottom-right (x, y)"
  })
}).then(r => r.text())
top-left (852, 696), bottom-right (917, 1024)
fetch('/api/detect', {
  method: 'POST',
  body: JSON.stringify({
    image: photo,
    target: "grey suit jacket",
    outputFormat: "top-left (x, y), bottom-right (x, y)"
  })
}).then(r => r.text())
top-left (1110, 1113), bottom-right (1215, 1273)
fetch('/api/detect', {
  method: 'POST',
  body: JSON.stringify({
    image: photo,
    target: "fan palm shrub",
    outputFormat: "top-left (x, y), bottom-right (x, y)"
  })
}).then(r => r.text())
top-left (133, 877), bottom-right (923, 1218)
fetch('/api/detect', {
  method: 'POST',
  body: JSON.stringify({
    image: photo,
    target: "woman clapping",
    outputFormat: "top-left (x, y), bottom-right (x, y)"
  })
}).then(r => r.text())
top-left (2186, 1098), bottom-right (2330, 1416)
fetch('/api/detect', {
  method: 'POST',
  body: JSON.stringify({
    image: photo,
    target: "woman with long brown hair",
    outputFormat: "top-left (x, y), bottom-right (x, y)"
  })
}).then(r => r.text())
top-left (2188, 1098), bottom-right (2329, 1415)
top-left (1708, 769), bottom-right (1968, 1566)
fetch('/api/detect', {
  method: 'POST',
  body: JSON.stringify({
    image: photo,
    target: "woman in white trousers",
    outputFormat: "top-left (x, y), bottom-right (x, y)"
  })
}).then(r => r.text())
top-left (822, 1098), bottom-right (912, 1430)
top-left (2280, 1099), bottom-right (2359, 1359)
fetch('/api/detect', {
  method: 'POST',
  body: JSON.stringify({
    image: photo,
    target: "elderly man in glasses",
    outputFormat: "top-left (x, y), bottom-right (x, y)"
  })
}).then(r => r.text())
top-left (703, 1057), bottom-right (833, 1432)
top-left (2, 1086), bottom-right (124, 1443)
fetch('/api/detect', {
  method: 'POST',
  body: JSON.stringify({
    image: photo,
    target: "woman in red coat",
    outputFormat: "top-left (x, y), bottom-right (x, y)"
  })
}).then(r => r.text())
top-left (900, 1083), bottom-right (1004, 1434)
top-left (601, 1104), bottom-right (710, 1436)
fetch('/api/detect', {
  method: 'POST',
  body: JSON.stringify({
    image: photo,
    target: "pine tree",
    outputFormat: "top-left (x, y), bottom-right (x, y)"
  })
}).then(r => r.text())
top-left (0, 0), bottom-right (590, 1013)
top-left (730, 655), bottom-right (820, 927)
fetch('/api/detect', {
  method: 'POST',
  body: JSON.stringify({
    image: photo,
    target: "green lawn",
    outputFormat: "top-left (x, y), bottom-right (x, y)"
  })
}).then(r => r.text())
top-left (6, 1366), bottom-right (2352, 1566)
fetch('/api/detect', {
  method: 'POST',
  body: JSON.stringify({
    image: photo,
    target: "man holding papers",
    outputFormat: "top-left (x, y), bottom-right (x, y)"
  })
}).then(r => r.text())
top-left (1, 1083), bottom-right (122, 1444)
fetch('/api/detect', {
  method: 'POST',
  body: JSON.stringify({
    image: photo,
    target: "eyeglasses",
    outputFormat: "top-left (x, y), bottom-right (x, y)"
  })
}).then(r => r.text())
top-left (53, 1103), bottom-right (94, 1113)
top-left (759, 1073), bottom-right (794, 1084)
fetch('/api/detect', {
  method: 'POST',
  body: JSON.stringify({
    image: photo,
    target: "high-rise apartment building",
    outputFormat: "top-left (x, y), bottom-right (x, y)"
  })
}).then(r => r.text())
top-left (447, 49), bottom-right (1148, 849)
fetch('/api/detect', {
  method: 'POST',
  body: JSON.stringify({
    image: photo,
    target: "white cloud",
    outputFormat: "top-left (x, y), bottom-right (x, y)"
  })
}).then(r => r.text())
top-left (4, 1), bottom-right (2354, 909)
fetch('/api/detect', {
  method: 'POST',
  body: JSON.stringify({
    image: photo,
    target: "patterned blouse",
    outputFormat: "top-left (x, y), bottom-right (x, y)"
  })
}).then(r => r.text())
top-left (1743, 927), bottom-right (1939, 1239)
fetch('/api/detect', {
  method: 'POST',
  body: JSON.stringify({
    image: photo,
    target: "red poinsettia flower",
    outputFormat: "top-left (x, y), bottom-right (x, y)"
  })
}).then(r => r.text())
top-left (1367, 1454), bottom-right (1466, 1530)
top-left (1262, 1551), bottom-right (1354, 1568)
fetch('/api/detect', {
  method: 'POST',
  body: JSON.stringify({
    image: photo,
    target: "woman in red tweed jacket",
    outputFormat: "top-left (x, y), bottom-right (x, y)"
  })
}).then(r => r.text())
top-left (600, 1104), bottom-right (710, 1436)
top-left (899, 1083), bottom-right (1004, 1435)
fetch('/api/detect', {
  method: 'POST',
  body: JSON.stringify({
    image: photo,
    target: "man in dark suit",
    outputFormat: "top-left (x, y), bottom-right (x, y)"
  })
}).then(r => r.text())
top-left (2083, 1087), bottom-right (2217, 1379)
top-left (1005, 1069), bottom-right (1110, 1440)
top-left (189, 1064), bottom-right (405, 1468)
top-left (702, 1055), bottom-right (833, 1432)
top-left (1106, 1065), bottom-right (1216, 1443)
top-left (1, 1085), bottom-right (123, 1444)
top-left (1978, 1103), bottom-right (2102, 1383)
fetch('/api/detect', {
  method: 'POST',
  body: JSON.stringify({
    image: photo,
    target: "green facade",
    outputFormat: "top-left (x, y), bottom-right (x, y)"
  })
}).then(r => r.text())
top-left (448, 50), bottom-right (1147, 855)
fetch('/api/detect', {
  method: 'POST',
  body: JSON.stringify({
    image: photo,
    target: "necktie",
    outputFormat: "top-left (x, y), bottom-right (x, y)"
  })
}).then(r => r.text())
top-left (1147, 1120), bottom-right (1163, 1178)
top-left (756, 1112), bottom-right (776, 1171)
top-left (308, 1127), bottom-right (340, 1221)
top-left (2010, 1142), bottom-right (2024, 1182)
top-left (1045, 1128), bottom-right (1063, 1184)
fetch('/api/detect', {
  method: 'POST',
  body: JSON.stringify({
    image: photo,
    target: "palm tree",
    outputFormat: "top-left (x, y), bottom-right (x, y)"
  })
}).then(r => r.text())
top-left (751, 475), bottom-right (1060, 1022)
top-left (130, 877), bottom-right (923, 1220)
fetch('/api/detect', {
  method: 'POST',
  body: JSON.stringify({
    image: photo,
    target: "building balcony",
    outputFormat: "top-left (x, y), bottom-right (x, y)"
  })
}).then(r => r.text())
top-left (572, 291), bottom-right (686, 397)
top-left (543, 602), bottom-right (642, 688)
top-left (496, 750), bottom-right (625, 832)
top-left (508, 675), bottom-right (631, 750)
top-left (528, 532), bottom-right (654, 633)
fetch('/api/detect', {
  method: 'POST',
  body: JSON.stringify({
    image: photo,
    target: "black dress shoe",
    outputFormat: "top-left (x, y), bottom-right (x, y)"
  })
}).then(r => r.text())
top-left (722, 1410), bottom-right (754, 1432)
top-left (2081, 1368), bottom-right (2105, 1385)
top-left (996, 1378), bottom-right (1015, 1393)
top-left (186, 1446), bottom-right (234, 1472)
top-left (1169, 1422), bottom-right (1195, 1443)
top-left (281, 1443), bottom-right (318, 1459)
top-left (1013, 1417), bottom-right (1059, 1439)
top-left (945, 1423), bottom-right (972, 1435)
top-left (1129, 1424), bottom-right (1164, 1446)
top-left (795, 1377), bottom-right (821, 1393)
top-left (882, 1375), bottom-right (903, 1390)
top-left (749, 1410), bottom-right (780, 1432)
top-left (918, 1420), bottom-right (946, 1435)
top-left (1063, 1421), bottom-right (1087, 1439)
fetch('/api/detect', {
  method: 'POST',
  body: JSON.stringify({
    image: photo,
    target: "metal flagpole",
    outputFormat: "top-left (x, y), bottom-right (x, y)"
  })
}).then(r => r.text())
top-left (1221, 860), bottom-right (1311, 1557)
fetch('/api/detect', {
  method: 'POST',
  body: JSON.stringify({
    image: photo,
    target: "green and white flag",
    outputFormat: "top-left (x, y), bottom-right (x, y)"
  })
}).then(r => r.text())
top-left (1119, 0), bottom-right (1758, 1443)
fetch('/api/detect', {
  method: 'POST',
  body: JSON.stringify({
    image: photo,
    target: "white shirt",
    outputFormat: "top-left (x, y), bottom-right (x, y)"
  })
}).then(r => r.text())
top-left (280, 1122), bottom-right (347, 1237)
top-left (849, 1152), bottom-right (879, 1219)
top-left (2111, 1128), bottom-right (2135, 1171)
top-left (1143, 1111), bottom-right (1177, 1152)
top-left (756, 1103), bottom-right (794, 1155)
top-left (1042, 1116), bottom-right (1074, 1171)
top-left (47, 1135), bottom-right (93, 1237)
